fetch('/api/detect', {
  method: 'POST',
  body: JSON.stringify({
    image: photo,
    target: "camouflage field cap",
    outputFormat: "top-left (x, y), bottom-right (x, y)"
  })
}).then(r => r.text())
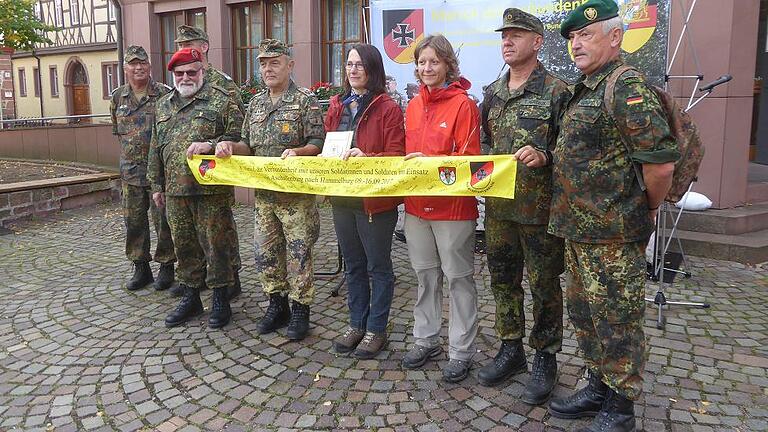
top-left (125, 45), bottom-right (149, 62)
top-left (174, 25), bottom-right (209, 43)
top-left (495, 8), bottom-right (544, 36)
top-left (560, 0), bottom-right (619, 38)
top-left (257, 39), bottom-right (290, 58)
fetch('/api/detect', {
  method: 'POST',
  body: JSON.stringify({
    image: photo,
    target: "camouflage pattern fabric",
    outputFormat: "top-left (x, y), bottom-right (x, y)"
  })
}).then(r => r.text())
top-left (165, 194), bottom-right (236, 290)
top-left (481, 62), bottom-right (569, 225)
top-left (564, 239), bottom-right (647, 401)
top-left (388, 90), bottom-right (407, 113)
top-left (485, 219), bottom-right (564, 353)
top-left (110, 80), bottom-right (171, 187)
top-left (548, 59), bottom-right (679, 243)
top-left (254, 195), bottom-right (320, 304)
top-left (122, 183), bottom-right (175, 264)
top-left (206, 66), bottom-right (244, 112)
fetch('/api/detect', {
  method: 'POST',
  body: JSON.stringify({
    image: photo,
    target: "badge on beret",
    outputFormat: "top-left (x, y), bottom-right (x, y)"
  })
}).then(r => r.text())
top-left (282, 123), bottom-right (291, 133)
top-left (584, 7), bottom-right (598, 21)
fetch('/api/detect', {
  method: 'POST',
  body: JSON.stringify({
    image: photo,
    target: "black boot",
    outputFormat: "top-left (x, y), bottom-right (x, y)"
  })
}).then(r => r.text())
top-left (549, 371), bottom-right (608, 419)
top-left (286, 301), bottom-right (310, 341)
top-left (126, 261), bottom-right (153, 291)
top-left (256, 294), bottom-right (290, 334)
top-left (208, 288), bottom-right (232, 329)
top-left (153, 263), bottom-right (174, 291)
top-left (578, 388), bottom-right (635, 432)
top-left (477, 339), bottom-right (527, 386)
top-left (522, 351), bottom-right (558, 405)
top-left (227, 272), bottom-right (241, 300)
top-left (165, 284), bottom-right (203, 327)
top-left (169, 282), bottom-right (184, 297)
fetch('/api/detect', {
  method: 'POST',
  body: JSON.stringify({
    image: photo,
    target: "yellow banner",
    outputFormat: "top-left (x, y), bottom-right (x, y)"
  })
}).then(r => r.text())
top-left (187, 155), bottom-right (516, 198)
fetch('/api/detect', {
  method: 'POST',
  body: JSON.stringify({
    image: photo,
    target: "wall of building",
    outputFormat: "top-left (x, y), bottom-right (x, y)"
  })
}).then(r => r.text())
top-left (0, 50), bottom-right (16, 121)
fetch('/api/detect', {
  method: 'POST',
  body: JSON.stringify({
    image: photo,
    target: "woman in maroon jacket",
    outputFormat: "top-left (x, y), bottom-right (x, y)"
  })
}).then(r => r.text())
top-left (325, 43), bottom-right (405, 359)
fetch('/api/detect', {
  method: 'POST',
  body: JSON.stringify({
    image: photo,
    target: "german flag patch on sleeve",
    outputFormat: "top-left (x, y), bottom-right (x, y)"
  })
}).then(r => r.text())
top-left (626, 95), bottom-right (644, 105)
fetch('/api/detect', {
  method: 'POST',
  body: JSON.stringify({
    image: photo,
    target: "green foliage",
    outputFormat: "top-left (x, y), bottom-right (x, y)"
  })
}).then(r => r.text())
top-left (0, 0), bottom-right (54, 51)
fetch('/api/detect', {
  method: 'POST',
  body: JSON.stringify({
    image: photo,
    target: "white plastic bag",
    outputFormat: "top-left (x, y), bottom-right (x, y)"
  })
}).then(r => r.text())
top-left (675, 191), bottom-right (712, 211)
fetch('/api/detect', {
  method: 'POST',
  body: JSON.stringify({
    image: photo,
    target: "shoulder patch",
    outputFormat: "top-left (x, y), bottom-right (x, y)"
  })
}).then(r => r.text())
top-left (211, 84), bottom-right (230, 95)
top-left (622, 76), bottom-right (644, 85)
top-left (297, 87), bottom-right (315, 97)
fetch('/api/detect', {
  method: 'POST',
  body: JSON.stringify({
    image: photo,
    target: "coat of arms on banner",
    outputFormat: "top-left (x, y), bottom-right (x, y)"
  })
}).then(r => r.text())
top-left (469, 161), bottom-right (494, 187)
top-left (383, 9), bottom-right (424, 64)
top-left (438, 166), bottom-right (456, 185)
top-left (618, 0), bottom-right (658, 53)
top-left (198, 159), bottom-right (216, 177)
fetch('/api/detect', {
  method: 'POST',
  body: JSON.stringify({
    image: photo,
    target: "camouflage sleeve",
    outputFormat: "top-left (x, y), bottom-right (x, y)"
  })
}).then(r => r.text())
top-left (241, 103), bottom-right (252, 148)
top-left (613, 76), bottom-right (679, 164)
top-left (302, 95), bottom-right (326, 150)
top-left (547, 80), bottom-right (571, 153)
top-left (147, 124), bottom-right (164, 193)
top-left (479, 91), bottom-right (493, 151)
top-left (109, 93), bottom-right (118, 135)
top-left (220, 96), bottom-right (244, 143)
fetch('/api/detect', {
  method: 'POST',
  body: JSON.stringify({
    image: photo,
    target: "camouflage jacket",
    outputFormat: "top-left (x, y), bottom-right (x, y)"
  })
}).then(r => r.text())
top-left (206, 66), bottom-right (244, 112)
top-left (148, 82), bottom-right (244, 197)
top-left (481, 62), bottom-right (569, 225)
top-left (110, 80), bottom-right (171, 186)
top-left (548, 59), bottom-right (679, 243)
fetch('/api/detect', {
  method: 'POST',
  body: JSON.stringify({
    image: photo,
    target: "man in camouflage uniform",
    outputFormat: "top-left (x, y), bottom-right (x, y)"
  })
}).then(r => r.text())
top-left (216, 39), bottom-right (325, 341)
top-left (148, 48), bottom-right (244, 330)
top-left (385, 75), bottom-right (407, 113)
top-left (110, 45), bottom-right (176, 292)
top-left (477, 9), bottom-right (569, 406)
top-left (548, 1), bottom-right (679, 431)
top-left (175, 25), bottom-right (244, 299)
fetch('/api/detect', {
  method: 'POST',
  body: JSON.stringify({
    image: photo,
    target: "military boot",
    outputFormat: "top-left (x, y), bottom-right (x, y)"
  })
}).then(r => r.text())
top-left (169, 282), bottom-right (184, 297)
top-left (287, 301), bottom-right (310, 341)
top-left (522, 351), bottom-right (558, 405)
top-left (227, 272), bottom-right (241, 300)
top-left (165, 284), bottom-right (204, 327)
top-left (126, 261), bottom-right (153, 291)
top-left (208, 287), bottom-right (232, 329)
top-left (477, 339), bottom-right (527, 386)
top-left (578, 388), bottom-right (635, 432)
top-left (549, 371), bottom-right (608, 419)
top-left (256, 293), bottom-right (290, 334)
top-left (153, 263), bottom-right (174, 291)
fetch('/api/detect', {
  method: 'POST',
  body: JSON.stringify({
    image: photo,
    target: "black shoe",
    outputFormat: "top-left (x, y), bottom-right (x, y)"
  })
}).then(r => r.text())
top-left (393, 229), bottom-right (407, 243)
top-left (578, 389), bottom-right (636, 432)
top-left (477, 339), bottom-right (527, 386)
top-left (165, 284), bottom-right (203, 327)
top-left (153, 263), bottom-right (174, 291)
top-left (169, 282), bottom-right (184, 297)
top-left (401, 345), bottom-right (443, 369)
top-left (522, 351), bottom-right (558, 405)
top-left (286, 301), bottom-right (310, 341)
top-left (126, 261), bottom-right (153, 291)
top-left (208, 288), bottom-right (231, 329)
top-left (549, 371), bottom-right (608, 419)
top-left (227, 272), bottom-right (241, 300)
top-left (443, 359), bottom-right (472, 383)
top-left (257, 293), bottom-right (290, 334)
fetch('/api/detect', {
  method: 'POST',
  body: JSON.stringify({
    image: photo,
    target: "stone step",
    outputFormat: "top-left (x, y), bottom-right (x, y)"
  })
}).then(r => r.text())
top-left (667, 227), bottom-right (768, 264)
top-left (673, 201), bottom-right (768, 235)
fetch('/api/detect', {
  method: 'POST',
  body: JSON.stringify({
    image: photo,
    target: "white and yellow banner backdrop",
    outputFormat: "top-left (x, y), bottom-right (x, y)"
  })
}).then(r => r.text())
top-left (187, 155), bottom-right (517, 199)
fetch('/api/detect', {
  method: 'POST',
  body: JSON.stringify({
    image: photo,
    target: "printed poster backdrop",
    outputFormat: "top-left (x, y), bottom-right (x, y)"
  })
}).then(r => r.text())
top-left (371, 0), bottom-right (670, 104)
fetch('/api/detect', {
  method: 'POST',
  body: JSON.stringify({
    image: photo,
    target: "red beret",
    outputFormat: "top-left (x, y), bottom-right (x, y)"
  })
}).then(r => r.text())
top-left (167, 48), bottom-right (202, 71)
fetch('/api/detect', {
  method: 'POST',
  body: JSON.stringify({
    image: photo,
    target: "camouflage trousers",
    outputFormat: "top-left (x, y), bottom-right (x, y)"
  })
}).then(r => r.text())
top-left (486, 218), bottom-right (564, 353)
top-left (254, 194), bottom-right (320, 305)
top-left (564, 239), bottom-right (647, 401)
top-left (165, 194), bottom-right (237, 290)
top-left (122, 183), bottom-right (175, 264)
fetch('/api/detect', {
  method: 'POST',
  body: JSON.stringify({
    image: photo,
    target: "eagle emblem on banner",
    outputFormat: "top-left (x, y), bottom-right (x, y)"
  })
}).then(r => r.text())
top-left (618, 0), bottom-right (658, 53)
top-left (383, 9), bottom-right (424, 64)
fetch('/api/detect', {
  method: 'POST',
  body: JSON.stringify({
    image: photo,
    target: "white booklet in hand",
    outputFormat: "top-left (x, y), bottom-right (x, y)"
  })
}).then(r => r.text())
top-left (321, 131), bottom-right (354, 158)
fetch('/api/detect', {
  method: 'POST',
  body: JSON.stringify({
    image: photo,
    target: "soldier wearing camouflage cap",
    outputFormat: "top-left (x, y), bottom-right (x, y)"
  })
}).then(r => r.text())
top-left (547, 1), bottom-right (679, 430)
top-left (174, 25), bottom-right (244, 300)
top-left (214, 39), bottom-right (325, 342)
top-left (477, 8), bottom-right (569, 406)
top-left (110, 45), bottom-right (176, 293)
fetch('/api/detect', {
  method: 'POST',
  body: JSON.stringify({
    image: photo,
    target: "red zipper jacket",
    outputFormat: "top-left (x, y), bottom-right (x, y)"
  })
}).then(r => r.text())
top-left (404, 78), bottom-right (481, 221)
top-left (325, 92), bottom-right (406, 216)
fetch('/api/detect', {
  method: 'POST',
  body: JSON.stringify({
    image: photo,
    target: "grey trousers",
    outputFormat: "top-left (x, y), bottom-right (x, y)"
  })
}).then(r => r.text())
top-left (404, 215), bottom-right (478, 361)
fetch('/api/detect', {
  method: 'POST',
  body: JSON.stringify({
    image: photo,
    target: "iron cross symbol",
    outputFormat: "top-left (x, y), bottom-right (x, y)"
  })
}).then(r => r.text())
top-left (392, 23), bottom-right (415, 48)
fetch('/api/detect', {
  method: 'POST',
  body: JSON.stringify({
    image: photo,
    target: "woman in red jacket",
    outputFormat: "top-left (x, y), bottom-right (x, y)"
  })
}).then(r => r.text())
top-left (325, 44), bottom-right (406, 359)
top-left (400, 34), bottom-right (481, 383)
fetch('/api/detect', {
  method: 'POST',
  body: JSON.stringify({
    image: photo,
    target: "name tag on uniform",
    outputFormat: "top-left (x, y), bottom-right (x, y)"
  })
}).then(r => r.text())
top-left (578, 99), bottom-right (602, 107)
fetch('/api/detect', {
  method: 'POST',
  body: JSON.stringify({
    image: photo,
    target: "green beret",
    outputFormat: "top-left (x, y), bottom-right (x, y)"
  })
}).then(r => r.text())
top-left (560, 0), bottom-right (619, 38)
top-left (495, 8), bottom-right (544, 36)
top-left (257, 39), bottom-right (290, 58)
top-left (124, 45), bottom-right (148, 62)
top-left (174, 25), bottom-right (209, 43)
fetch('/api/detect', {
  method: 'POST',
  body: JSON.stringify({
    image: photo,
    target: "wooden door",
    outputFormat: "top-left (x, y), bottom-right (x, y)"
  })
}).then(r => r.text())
top-left (72, 84), bottom-right (91, 122)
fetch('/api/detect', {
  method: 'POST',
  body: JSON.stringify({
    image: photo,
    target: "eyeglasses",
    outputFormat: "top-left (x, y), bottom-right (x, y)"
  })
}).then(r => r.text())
top-left (345, 62), bottom-right (365, 70)
top-left (173, 68), bottom-right (201, 78)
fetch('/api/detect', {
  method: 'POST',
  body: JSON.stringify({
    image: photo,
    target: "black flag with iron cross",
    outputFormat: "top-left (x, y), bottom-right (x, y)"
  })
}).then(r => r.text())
top-left (383, 9), bottom-right (424, 64)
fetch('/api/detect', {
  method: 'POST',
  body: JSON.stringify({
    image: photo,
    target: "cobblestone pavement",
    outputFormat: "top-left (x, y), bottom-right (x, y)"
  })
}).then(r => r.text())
top-left (1, 202), bottom-right (767, 432)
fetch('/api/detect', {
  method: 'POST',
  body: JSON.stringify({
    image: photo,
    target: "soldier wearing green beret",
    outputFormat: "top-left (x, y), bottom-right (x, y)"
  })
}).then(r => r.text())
top-left (215, 39), bottom-right (326, 341)
top-left (547, 1), bottom-right (679, 431)
top-left (110, 45), bottom-right (177, 293)
top-left (175, 25), bottom-right (244, 300)
top-left (477, 8), bottom-right (569, 406)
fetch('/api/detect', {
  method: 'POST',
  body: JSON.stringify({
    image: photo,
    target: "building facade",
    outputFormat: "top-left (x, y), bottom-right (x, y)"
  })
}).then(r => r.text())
top-left (11, 0), bottom-right (118, 119)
